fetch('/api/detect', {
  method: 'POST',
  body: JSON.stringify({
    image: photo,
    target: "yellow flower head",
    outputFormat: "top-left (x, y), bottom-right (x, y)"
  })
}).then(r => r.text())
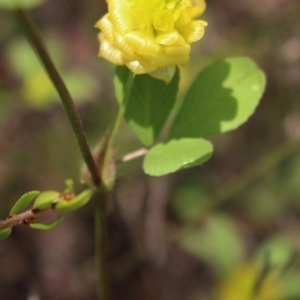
top-left (95, 0), bottom-right (207, 83)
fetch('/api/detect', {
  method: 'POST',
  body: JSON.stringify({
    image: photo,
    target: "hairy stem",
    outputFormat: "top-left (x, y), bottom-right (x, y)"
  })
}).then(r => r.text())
top-left (14, 9), bottom-right (100, 188)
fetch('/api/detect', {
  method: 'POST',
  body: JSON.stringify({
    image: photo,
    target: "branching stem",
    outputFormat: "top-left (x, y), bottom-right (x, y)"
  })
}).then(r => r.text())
top-left (117, 148), bottom-right (148, 164)
top-left (13, 9), bottom-right (108, 300)
top-left (14, 9), bottom-right (100, 188)
top-left (10, 9), bottom-right (148, 300)
top-left (0, 208), bottom-right (50, 231)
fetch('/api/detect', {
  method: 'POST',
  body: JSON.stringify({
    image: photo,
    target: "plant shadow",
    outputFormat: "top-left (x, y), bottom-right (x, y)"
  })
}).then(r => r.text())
top-left (170, 60), bottom-right (238, 139)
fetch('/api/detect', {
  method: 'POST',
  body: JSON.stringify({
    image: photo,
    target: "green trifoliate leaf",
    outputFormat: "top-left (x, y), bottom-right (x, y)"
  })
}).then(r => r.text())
top-left (114, 66), bottom-right (180, 146)
top-left (170, 57), bottom-right (266, 139)
top-left (0, 228), bottom-right (12, 241)
top-left (32, 191), bottom-right (60, 210)
top-left (29, 215), bottom-right (63, 230)
top-left (56, 189), bottom-right (93, 212)
top-left (10, 191), bottom-right (40, 214)
top-left (143, 138), bottom-right (213, 176)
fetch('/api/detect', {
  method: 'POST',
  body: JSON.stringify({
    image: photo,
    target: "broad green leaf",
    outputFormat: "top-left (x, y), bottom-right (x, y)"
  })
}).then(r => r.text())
top-left (56, 189), bottom-right (93, 212)
top-left (170, 57), bottom-right (266, 139)
top-left (29, 215), bottom-right (63, 230)
top-left (32, 191), bottom-right (60, 210)
top-left (143, 138), bottom-right (213, 176)
top-left (114, 66), bottom-right (180, 146)
top-left (10, 191), bottom-right (40, 214)
top-left (0, 0), bottom-right (46, 9)
top-left (0, 228), bottom-right (12, 241)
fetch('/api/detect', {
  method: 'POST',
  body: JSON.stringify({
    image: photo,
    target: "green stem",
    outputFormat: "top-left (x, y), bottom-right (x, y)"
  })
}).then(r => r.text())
top-left (95, 191), bottom-right (109, 300)
top-left (108, 73), bottom-right (134, 147)
top-left (93, 71), bottom-right (133, 300)
top-left (109, 105), bottom-right (126, 146)
top-left (94, 72), bottom-right (134, 300)
top-left (14, 8), bottom-right (108, 300)
top-left (14, 9), bottom-right (100, 188)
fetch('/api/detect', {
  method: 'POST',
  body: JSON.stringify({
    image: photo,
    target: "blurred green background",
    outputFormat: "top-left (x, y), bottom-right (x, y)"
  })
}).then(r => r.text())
top-left (0, 0), bottom-right (300, 299)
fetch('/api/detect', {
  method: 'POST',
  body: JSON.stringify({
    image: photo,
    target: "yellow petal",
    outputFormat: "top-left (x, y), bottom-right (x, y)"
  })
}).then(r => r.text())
top-left (109, 8), bottom-right (133, 34)
top-left (96, 0), bottom-right (207, 82)
top-left (189, 6), bottom-right (204, 18)
top-left (95, 15), bottom-right (114, 44)
top-left (162, 40), bottom-right (190, 60)
top-left (193, 0), bottom-right (206, 12)
top-left (124, 31), bottom-right (161, 55)
top-left (175, 10), bottom-right (192, 28)
top-left (99, 39), bottom-right (126, 65)
top-left (172, 4), bottom-right (182, 22)
top-left (165, 1), bottom-right (177, 10)
top-left (178, 20), bottom-right (207, 43)
top-left (152, 10), bottom-right (174, 32)
top-left (113, 32), bottom-right (136, 59)
top-left (156, 29), bottom-right (180, 45)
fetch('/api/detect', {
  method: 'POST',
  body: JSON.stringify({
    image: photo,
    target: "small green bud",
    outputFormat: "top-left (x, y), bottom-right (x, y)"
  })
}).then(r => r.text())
top-left (10, 191), bottom-right (40, 214)
top-left (32, 191), bottom-right (60, 210)
top-left (29, 215), bottom-right (64, 230)
top-left (56, 189), bottom-right (93, 212)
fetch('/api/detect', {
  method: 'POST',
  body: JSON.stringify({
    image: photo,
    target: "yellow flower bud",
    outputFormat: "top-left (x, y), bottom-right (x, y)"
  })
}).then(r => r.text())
top-left (95, 0), bottom-right (207, 83)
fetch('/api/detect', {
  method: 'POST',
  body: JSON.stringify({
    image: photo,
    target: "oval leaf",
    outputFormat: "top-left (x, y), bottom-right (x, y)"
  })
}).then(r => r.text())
top-left (0, 228), bottom-right (12, 241)
top-left (56, 189), bottom-right (93, 212)
top-left (33, 191), bottom-right (60, 210)
top-left (10, 191), bottom-right (40, 214)
top-left (114, 66), bottom-right (180, 146)
top-left (170, 57), bottom-right (266, 139)
top-left (143, 138), bottom-right (213, 176)
top-left (29, 215), bottom-right (63, 230)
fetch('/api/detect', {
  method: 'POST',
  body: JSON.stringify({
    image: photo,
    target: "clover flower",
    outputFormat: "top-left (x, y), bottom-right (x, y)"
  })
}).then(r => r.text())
top-left (96, 0), bottom-right (207, 83)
